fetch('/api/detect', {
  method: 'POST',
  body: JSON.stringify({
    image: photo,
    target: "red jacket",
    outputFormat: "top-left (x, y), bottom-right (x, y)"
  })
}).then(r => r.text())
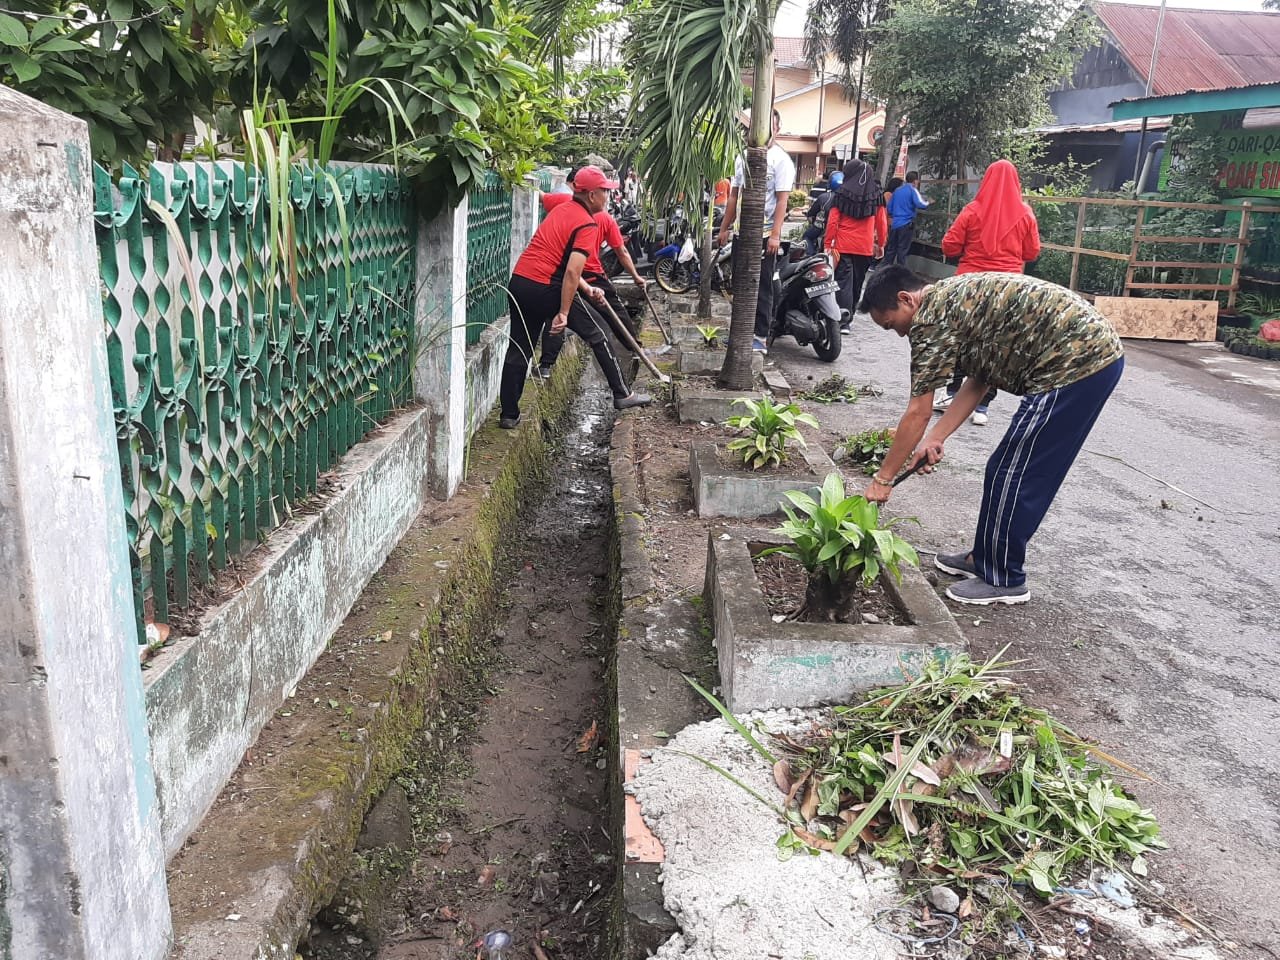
top-left (824, 205), bottom-right (887, 256)
top-left (942, 203), bottom-right (1041, 274)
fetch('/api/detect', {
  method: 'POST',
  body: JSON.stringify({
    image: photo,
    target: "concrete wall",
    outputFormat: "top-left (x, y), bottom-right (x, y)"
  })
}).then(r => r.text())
top-left (0, 86), bottom-right (170, 960)
top-left (143, 406), bottom-right (435, 854)
top-left (148, 175), bottom-right (544, 854)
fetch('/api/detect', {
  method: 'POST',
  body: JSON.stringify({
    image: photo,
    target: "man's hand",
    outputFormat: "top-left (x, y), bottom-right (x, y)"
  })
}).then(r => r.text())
top-left (632, 274), bottom-right (647, 290)
top-left (717, 227), bottom-right (730, 248)
top-left (829, 249), bottom-right (841, 267)
top-left (550, 311), bottom-right (568, 335)
top-left (863, 476), bottom-right (892, 504)
top-left (586, 286), bottom-right (606, 305)
top-left (912, 438), bottom-right (945, 471)
top-left (873, 243), bottom-right (884, 260)
top-left (766, 234), bottom-right (781, 256)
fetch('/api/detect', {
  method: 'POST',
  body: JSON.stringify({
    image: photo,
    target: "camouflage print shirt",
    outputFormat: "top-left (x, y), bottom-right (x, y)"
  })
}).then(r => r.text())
top-left (908, 273), bottom-right (1123, 397)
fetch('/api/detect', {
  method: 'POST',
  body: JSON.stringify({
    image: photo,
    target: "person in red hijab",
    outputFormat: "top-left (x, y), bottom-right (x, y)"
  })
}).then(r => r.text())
top-left (936, 160), bottom-right (1041, 424)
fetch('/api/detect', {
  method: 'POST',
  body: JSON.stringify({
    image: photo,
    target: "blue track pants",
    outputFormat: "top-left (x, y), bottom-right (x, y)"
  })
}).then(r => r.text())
top-left (972, 357), bottom-right (1124, 588)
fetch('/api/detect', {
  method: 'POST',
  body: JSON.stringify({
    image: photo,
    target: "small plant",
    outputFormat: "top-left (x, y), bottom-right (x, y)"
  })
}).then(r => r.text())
top-left (1237, 291), bottom-right (1280, 326)
top-left (724, 396), bottom-right (819, 471)
top-left (788, 188), bottom-right (809, 210)
top-left (767, 472), bottom-right (918, 622)
top-left (695, 324), bottom-right (723, 347)
top-left (839, 427), bottom-right (895, 476)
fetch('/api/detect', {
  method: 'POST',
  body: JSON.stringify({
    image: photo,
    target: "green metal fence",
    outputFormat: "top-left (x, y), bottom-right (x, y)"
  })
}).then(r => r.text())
top-left (94, 160), bottom-right (417, 640)
top-left (465, 171), bottom-right (514, 345)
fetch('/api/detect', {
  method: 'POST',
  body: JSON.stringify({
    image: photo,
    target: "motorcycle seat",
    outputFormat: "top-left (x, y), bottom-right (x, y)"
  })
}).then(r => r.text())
top-left (778, 260), bottom-right (806, 281)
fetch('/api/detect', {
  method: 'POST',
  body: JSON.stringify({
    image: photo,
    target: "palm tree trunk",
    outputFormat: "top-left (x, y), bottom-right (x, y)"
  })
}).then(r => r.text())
top-left (721, 38), bottom-right (775, 391)
top-left (697, 195), bottom-right (714, 319)
top-left (876, 97), bottom-right (902, 185)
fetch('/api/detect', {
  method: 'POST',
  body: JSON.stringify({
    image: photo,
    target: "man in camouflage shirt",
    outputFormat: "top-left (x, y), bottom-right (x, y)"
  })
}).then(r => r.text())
top-left (857, 266), bottom-right (1124, 605)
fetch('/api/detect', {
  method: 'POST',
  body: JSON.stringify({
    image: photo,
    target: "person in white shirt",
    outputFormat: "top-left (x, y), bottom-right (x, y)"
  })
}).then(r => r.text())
top-left (717, 109), bottom-right (797, 352)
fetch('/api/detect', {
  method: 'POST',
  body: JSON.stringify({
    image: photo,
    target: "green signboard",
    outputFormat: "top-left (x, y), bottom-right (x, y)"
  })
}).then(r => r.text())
top-left (1158, 111), bottom-right (1280, 198)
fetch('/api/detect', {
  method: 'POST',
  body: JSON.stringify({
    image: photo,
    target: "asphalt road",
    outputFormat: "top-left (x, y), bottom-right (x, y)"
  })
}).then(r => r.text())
top-left (767, 314), bottom-right (1280, 956)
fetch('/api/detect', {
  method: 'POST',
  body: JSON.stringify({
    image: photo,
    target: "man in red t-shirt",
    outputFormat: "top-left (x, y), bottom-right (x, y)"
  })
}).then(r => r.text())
top-left (538, 181), bottom-right (648, 377)
top-left (502, 166), bottom-right (651, 428)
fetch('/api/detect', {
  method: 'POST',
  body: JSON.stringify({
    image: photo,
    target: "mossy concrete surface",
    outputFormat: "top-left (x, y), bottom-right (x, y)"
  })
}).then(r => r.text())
top-left (165, 343), bottom-right (586, 960)
top-left (607, 417), bottom-right (712, 960)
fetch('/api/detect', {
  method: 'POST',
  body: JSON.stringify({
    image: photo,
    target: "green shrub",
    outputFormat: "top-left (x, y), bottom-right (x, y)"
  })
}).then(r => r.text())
top-left (724, 395), bottom-right (818, 470)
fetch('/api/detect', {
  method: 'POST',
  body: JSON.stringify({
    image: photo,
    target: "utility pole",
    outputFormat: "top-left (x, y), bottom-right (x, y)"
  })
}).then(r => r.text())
top-left (1132, 0), bottom-right (1168, 195)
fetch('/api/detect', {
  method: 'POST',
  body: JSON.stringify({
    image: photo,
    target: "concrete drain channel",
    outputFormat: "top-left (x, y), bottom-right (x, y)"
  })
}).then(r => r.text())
top-left (300, 373), bottom-right (621, 960)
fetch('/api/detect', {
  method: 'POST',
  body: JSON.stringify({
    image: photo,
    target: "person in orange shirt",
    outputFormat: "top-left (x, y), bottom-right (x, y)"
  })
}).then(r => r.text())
top-left (713, 176), bottom-right (730, 211)
top-left (824, 158), bottom-right (888, 334)
top-left (936, 159), bottom-right (1042, 424)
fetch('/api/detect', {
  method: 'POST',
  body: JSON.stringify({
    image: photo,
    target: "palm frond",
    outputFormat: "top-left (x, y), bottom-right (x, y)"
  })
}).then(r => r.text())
top-left (626, 0), bottom-right (771, 205)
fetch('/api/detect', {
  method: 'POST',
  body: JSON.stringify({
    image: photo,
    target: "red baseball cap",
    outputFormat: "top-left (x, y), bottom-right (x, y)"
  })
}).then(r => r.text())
top-left (572, 165), bottom-right (619, 191)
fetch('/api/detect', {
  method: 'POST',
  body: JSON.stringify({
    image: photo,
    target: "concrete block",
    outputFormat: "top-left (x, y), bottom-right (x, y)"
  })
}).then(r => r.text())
top-left (906, 254), bottom-right (956, 280)
top-left (690, 441), bottom-right (835, 518)
top-left (464, 317), bottom-right (510, 438)
top-left (676, 346), bottom-right (763, 376)
top-left (704, 527), bottom-right (965, 712)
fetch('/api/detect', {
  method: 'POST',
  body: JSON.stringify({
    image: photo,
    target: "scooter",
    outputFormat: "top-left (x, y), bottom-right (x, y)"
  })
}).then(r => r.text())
top-left (652, 237), bottom-right (733, 295)
top-left (768, 243), bottom-right (842, 362)
top-left (600, 203), bottom-right (645, 278)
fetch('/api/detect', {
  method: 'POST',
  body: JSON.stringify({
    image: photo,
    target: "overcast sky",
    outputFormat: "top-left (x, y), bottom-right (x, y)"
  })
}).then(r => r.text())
top-left (774, 0), bottom-right (1274, 35)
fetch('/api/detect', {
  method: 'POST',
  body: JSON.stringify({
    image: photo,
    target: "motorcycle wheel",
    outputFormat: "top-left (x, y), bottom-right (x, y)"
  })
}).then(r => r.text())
top-left (811, 310), bottom-right (843, 362)
top-left (654, 254), bottom-right (693, 294)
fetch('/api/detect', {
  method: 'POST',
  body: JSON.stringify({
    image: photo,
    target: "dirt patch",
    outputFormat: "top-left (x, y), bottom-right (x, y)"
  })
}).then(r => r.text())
top-left (751, 552), bottom-right (908, 625)
top-left (301, 383), bottom-right (617, 960)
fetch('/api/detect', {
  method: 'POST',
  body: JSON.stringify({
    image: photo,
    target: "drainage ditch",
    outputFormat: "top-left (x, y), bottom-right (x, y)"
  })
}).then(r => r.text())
top-left (301, 374), bottom-right (618, 960)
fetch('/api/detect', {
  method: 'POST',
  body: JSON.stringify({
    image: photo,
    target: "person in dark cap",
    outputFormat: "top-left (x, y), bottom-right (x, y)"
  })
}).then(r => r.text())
top-left (500, 165), bottom-right (651, 428)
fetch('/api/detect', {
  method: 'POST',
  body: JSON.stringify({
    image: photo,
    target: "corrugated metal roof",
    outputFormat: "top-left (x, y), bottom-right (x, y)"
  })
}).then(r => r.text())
top-left (1096, 2), bottom-right (1280, 96)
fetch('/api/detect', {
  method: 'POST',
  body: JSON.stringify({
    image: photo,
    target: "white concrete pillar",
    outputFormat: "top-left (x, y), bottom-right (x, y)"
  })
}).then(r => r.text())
top-left (414, 197), bottom-right (469, 499)
top-left (509, 174), bottom-right (541, 276)
top-left (0, 88), bottom-right (171, 959)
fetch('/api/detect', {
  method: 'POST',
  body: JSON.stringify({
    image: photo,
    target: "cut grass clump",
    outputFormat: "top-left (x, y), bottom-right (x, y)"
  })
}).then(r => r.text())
top-left (765, 653), bottom-right (1165, 894)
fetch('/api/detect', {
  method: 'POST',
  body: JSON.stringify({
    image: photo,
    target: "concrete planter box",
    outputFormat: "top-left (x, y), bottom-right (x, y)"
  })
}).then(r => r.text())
top-left (677, 346), bottom-right (763, 376)
top-left (691, 440), bottom-right (835, 518)
top-left (704, 527), bottom-right (965, 711)
top-left (674, 367), bottom-right (791, 424)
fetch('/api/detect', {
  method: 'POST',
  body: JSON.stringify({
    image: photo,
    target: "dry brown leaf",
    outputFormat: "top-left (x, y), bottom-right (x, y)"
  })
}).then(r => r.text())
top-left (958, 897), bottom-right (974, 919)
top-left (772, 759), bottom-right (794, 795)
top-left (792, 826), bottom-right (837, 851)
top-left (575, 720), bottom-right (599, 754)
top-left (437, 905), bottom-right (459, 921)
top-left (800, 780), bottom-right (819, 822)
top-left (893, 797), bottom-right (920, 836)
top-left (476, 865), bottom-right (496, 888)
top-left (785, 768), bottom-right (811, 810)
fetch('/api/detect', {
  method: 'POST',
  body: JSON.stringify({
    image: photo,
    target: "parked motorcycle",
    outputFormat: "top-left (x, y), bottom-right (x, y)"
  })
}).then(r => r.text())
top-left (599, 202), bottom-right (645, 278)
top-left (652, 237), bottom-right (733, 295)
top-left (767, 243), bottom-right (842, 362)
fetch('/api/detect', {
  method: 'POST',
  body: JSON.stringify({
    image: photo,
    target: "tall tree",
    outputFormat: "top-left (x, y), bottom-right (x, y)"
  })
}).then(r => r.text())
top-left (627, 0), bottom-right (777, 390)
top-left (867, 0), bottom-right (1096, 179)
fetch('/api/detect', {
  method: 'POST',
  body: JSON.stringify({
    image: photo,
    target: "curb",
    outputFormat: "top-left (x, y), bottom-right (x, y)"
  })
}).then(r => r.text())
top-left (166, 343), bottom-right (588, 960)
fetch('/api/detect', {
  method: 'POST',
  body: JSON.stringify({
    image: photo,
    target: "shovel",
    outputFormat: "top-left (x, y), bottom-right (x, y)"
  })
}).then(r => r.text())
top-left (579, 295), bottom-right (672, 385)
top-left (641, 286), bottom-right (676, 347)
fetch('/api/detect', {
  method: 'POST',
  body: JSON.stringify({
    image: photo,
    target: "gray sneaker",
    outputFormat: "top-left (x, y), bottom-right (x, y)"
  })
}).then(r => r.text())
top-left (614, 392), bottom-right (653, 410)
top-left (946, 578), bottom-right (1030, 606)
top-left (935, 551), bottom-right (978, 578)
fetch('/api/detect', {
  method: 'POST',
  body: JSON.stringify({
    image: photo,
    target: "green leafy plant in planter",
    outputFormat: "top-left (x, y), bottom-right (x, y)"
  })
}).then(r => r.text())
top-left (839, 427), bottom-right (895, 476)
top-left (724, 396), bottom-right (819, 470)
top-left (695, 324), bottom-right (723, 347)
top-left (767, 472), bottom-right (918, 622)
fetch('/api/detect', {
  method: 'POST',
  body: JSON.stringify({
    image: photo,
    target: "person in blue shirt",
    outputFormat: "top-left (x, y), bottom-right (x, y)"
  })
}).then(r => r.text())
top-left (884, 171), bottom-right (929, 267)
